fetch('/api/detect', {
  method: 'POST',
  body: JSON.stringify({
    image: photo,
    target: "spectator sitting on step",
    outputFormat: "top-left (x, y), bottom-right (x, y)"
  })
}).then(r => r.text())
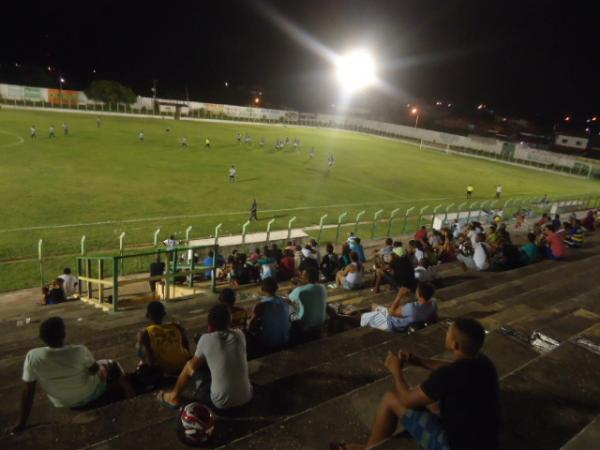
top-left (333, 251), bottom-right (364, 290)
top-left (407, 240), bottom-right (425, 267)
top-left (564, 220), bottom-right (584, 248)
top-left (203, 250), bottom-right (225, 279)
top-left (551, 213), bottom-right (561, 232)
top-left (581, 210), bottom-right (595, 232)
top-left (293, 244), bottom-right (304, 271)
top-left (270, 243), bottom-right (284, 263)
top-left (338, 242), bottom-right (352, 269)
top-left (298, 246), bottom-right (319, 274)
top-left (494, 240), bottom-right (523, 271)
top-left (289, 268), bottom-right (328, 343)
top-left (13, 317), bottom-right (133, 433)
top-left (438, 228), bottom-right (456, 263)
top-left (392, 240), bottom-right (406, 257)
top-left (373, 251), bottom-right (416, 293)
top-left (320, 243), bottom-right (339, 282)
top-left (414, 226), bottom-right (428, 241)
top-left (249, 247), bottom-right (261, 264)
top-left (348, 236), bottom-right (366, 263)
top-left (219, 288), bottom-right (248, 330)
top-left (59, 268), bottom-right (79, 298)
top-left (414, 260), bottom-right (436, 282)
top-left (421, 237), bottom-right (438, 266)
top-left (361, 282), bottom-right (438, 332)
top-left (42, 278), bottom-right (66, 305)
top-left (257, 248), bottom-right (278, 280)
top-left (374, 238), bottom-right (394, 268)
top-left (309, 238), bottom-right (321, 263)
top-left (246, 277), bottom-right (291, 357)
top-left (158, 304), bottom-right (253, 412)
top-left (333, 317), bottom-right (499, 450)
top-left (457, 234), bottom-right (491, 271)
top-left (137, 301), bottom-right (190, 379)
top-left (520, 233), bottom-right (540, 265)
top-left (277, 249), bottom-right (296, 281)
top-left (543, 224), bottom-right (566, 260)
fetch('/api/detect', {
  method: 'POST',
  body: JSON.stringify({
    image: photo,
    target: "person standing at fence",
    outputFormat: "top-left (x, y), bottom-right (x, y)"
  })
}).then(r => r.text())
top-left (249, 199), bottom-right (258, 221)
top-left (495, 184), bottom-right (503, 199)
top-left (467, 185), bottom-right (474, 199)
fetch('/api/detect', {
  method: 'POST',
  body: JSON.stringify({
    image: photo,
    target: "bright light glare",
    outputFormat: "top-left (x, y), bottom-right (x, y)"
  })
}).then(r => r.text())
top-left (335, 50), bottom-right (377, 92)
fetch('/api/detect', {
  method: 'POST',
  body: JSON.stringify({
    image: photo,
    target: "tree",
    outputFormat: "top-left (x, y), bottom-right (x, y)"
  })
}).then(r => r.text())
top-left (86, 80), bottom-right (137, 104)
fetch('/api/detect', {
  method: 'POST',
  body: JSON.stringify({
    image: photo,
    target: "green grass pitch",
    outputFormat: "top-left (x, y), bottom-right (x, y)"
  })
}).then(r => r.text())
top-left (1, 108), bottom-right (599, 292)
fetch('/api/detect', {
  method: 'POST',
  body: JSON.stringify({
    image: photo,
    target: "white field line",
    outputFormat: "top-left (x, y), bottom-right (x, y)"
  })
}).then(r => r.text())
top-left (0, 130), bottom-right (25, 149)
top-left (0, 197), bottom-right (456, 234)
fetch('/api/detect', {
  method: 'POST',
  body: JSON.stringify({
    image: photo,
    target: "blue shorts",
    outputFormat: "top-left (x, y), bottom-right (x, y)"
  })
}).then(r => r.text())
top-left (402, 409), bottom-right (450, 450)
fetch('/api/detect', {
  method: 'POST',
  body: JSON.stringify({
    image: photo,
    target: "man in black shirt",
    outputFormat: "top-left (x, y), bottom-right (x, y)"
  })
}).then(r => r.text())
top-left (149, 255), bottom-right (166, 298)
top-left (333, 317), bottom-right (499, 450)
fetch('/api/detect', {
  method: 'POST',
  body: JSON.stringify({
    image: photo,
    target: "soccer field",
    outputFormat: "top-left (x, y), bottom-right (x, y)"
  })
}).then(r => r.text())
top-left (1, 108), bottom-right (599, 292)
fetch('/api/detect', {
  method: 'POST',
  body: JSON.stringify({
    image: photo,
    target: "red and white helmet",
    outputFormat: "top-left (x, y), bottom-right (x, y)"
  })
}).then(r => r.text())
top-left (178, 402), bottom-right (216, 445)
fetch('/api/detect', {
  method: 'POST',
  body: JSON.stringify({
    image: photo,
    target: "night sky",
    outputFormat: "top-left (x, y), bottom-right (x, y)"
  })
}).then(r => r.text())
top-left (1, 0), bottom-right (597, 124)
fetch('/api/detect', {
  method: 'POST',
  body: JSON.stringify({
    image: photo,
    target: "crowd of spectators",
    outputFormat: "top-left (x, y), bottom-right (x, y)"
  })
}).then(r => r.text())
top-left (21, 209), bottom-right (598, 449)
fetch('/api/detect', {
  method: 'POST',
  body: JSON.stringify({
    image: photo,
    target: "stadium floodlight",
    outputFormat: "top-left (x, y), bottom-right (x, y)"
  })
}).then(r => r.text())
top-left (335, 49), bottom-right (377, 93)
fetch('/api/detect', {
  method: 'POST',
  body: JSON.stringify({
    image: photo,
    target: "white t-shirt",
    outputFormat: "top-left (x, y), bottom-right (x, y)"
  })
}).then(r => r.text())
top-left (59, 274), bottom-right (79, 297)
top-left (473, 242), bottom-right (490, 270)
top-left (229, 168), bottom-right (237, 177)
top-left (22, 345), bottom-right (102, 407)
top-left (496, 186), bottom-right (503, 193)
top-left (194, 330), bottom-right (253, 409)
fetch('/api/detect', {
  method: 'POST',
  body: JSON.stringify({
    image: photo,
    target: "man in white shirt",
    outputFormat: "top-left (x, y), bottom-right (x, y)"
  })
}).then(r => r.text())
top-left (458, 234), bottom-right (491, 271)
top-left (496, 184), bottom-right (503, 199)
top-left (59, 267), bottom-right (79, 298)
top-left (229, 165), bottom-right (237, 183)
top-left (158, 304), bottom-right (253, 412)
top-left (13, 317), bottom-right (127, 433)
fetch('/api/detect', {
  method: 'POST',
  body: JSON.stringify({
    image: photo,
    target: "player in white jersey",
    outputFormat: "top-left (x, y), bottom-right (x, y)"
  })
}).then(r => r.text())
top-left (139, 131), bottom-right (144, 141)
top-left (309, 147), bottom-right (315, 158)
top-left (236, 132), bottom-right (242, 144)
top-left (30, 126), bottom-right (37, 138)
top-left (96, 117), bottom-right (101, 128)
top-left (205, 138), bottom-right (211, 149)
top-left (48, 126), bottom-right (56, 138)
top-left (229, 165), bottom-right (237, 182)
top-left (62, 123), bottom-right (69, 135)
top-left (181, 137), bottom-right (188, 148)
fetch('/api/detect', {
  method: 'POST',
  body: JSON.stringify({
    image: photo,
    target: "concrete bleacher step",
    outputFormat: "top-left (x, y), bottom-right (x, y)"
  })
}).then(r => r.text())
top-left (0, 324), bottom-right (450, 450)
top-left (220, 327), bottom-right (542, 450)
top-left (560, 414), bottom-right (600, 450)
top-left (498, 321), bottom-right (600, 450)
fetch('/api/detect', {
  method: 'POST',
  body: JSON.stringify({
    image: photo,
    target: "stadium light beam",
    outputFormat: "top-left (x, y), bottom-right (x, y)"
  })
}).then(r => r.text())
top-left (335, 50), bottom-right (377, 93)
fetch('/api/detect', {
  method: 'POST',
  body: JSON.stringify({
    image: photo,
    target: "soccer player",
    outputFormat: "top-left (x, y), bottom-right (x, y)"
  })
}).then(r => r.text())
top-left (48, 126), bottom-right (56, 138)
top-left (62, 123), bottom-right (69, 136)
top-left (96, 117), bottom-right (101, 128)
top-left (328, 154), bottom-right (335, 171)
top-left (285, 137), bottom-right (290, 145)
top-left (250, 199), bottom-right (258, 221)
top-left (229, 165), bottom-right (237, 183)
top-left (139, 131), bottom-right (144, 141)
top-left (467, 185), bottom-right (474, 199)
top-left (496, 184), bottom-right (503, 199)
top-left (309, 147), bottom-right (315, 159)
top-left (293, 139), bottom-right (298, 150)
top-left (245, 135), bottom-right (252, 145)
top-left (181, 137), bottom-right (188, 148)
top-left (30, 126), bottom-right (37, 138)
top-left (165, 127), bottom-right (171, 133)
top-left (205, 137), bottom-right (211, 149)
top-left (236, 132), bottom-right (242, 144)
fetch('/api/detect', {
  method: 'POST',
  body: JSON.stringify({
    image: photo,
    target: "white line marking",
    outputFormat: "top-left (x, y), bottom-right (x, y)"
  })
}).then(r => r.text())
top-left (0, 130), bottom-right (25, 149)
top-left (0, 197), bottom-right (455, 233)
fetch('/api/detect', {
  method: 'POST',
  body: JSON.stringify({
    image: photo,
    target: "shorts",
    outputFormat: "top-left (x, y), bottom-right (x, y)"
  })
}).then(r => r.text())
top-left (402, 409), bottom-right (450, 450)
top-left (342, 279), bottom-right (361, 290)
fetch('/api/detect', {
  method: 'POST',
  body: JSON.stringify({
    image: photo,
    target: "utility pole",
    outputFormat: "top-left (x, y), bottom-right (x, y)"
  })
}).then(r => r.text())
top-left (151, 79), bottom-right (158, 113)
